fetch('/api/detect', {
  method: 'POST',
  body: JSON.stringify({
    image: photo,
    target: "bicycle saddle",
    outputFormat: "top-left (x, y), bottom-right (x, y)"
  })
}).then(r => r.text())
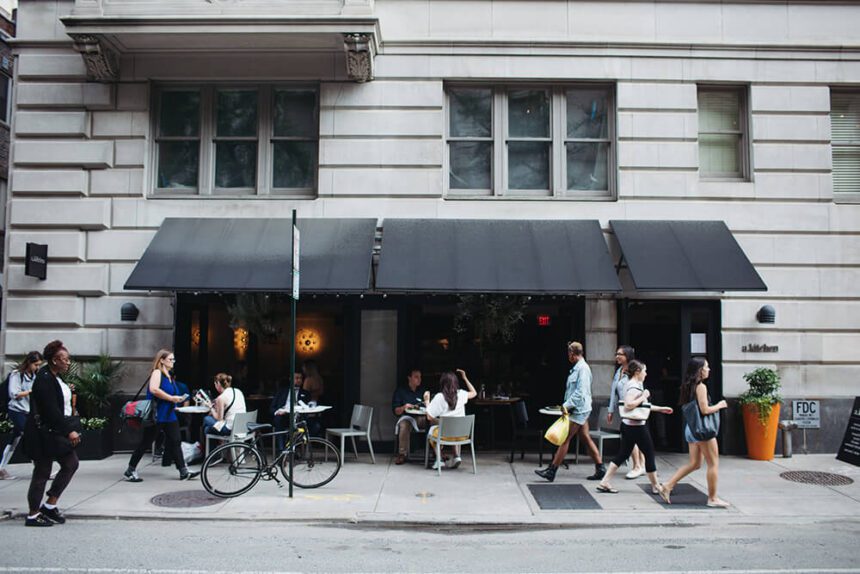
top-left (246, 422), bottom-right (272, 432)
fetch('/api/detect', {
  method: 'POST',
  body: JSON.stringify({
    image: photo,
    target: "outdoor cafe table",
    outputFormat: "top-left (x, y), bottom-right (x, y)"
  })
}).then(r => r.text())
top-left (471, 397), bottom-right (520, 450)
top-left (538, 407), bottom-right (586, 468)
top-left (176, 405), bottom-right (210, 442)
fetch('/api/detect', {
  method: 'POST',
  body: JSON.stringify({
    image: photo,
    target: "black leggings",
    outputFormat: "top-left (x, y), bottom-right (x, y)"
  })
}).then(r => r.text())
top-left (612, 423), bottom-right (657, 473)
top-left (128, 421), bottom-right (186, 472)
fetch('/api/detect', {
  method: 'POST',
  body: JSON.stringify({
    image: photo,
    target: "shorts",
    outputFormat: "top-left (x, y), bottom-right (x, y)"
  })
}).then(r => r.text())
top-left (568, 410), bottom-right (590, 426)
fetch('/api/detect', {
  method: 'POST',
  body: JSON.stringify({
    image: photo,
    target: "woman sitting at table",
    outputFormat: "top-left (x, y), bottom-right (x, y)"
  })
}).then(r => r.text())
top-left (203, 373), bottom-right (246, 437)
top-left (423, 369), bottom-right (477, 470)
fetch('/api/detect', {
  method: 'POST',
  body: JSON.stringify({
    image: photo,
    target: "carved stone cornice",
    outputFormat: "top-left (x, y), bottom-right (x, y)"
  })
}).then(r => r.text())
top-left (343, 32), bottom-right (374, 83)
top-left (69, 34), bottom-right (119, 82)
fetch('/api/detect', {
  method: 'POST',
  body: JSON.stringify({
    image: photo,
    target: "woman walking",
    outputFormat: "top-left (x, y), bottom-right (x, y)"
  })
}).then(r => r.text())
top-left (606, 345), bottom-right (646, 479)
top-left (660, 357), bottom-right (730, 508)
top-left (596, 360), bottom-right (673, 495)
top-left (535, 342), bottom-right (605, 482)
top-left (0, 351), bottom-right (43, 480)
top-left (22, 341), bottom-right (79, 527)
top-left (123, 350), bottom-right (198, 483)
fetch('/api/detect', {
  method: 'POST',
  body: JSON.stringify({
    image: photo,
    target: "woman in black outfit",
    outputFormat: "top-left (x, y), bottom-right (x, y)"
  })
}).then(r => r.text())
top-left (23, 340), bottom-right (80, 527)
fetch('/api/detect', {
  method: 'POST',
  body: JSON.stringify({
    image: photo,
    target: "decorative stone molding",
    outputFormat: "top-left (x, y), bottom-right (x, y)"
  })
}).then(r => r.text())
top-left (343, 33), bottom-right (374, 83)
top-left (70, 34), bottom-right (119, 82)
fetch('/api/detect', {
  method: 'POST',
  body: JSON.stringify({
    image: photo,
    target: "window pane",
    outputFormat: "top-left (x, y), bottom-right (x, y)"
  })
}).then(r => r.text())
top-left (273, 141), bottom-right (316, 188)
top-left (216, 90), bottom-right (257, 137)
top-left (449, 88), bottom-right (492, 138)
top-left (567, 89), bottom-right (609, 139)
top-left (831, 93), bottom-right (860, 144)
top-left (0, 75), bottom-right (8, 123)
top-left (449, 141), bottom-right (491, 189)
top-left (274, 90), bottom-right (317, 137)
top-left (215, 142), bottom-right (257, 188)
top-left (699, 134), bottom-right (740, 176)
top-left (159, 91), bottom-right (200, 137)
top-left (832, 146), bottom-right (860, 194)
top-left (699, 91), bottom-right (740, 132)
top-left (508, 90), bottom-right (549, 138)
top-left (157, 141), bottom-right (199, 189)
top-left (508, 141), bottom-right (549, 190)
top-left (567, 142), bottom-right (608, 190)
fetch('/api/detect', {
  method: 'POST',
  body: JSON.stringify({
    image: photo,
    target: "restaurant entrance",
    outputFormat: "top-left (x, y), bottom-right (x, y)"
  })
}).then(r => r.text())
top-left (618, 300), bottom-right (722, 452)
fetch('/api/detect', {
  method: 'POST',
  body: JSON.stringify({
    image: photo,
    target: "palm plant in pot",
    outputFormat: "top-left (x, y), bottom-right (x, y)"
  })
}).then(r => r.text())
top-left (738, 367), bottom-right (782, 460)
top-left (66, 355), bottom-right (123, 460)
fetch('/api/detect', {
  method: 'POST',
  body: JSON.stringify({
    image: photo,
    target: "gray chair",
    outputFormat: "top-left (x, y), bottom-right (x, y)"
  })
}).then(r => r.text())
top-left (424, 415), bottom-right (477, 476)
top-left (575, 407), bottom-right (621, 463)
top-left (326, 404), bottom-right (376, 464)
top-left (204, 410), bottom-right (257, 457)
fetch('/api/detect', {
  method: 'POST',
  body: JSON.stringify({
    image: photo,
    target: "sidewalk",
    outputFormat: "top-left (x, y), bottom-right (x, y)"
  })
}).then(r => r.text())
top-left (0, 451), bottom-right (858, 526)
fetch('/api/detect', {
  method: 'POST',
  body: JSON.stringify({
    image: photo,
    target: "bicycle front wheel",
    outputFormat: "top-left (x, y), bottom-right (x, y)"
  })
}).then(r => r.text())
top-left (202, 442), bottom-right (263, 498)
top-left (281, 437), bottom-right (341, 489)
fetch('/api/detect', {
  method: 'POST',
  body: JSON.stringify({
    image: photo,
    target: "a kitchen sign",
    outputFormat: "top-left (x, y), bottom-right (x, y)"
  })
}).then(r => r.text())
top-left (25, 243), bottom-right (48, 280)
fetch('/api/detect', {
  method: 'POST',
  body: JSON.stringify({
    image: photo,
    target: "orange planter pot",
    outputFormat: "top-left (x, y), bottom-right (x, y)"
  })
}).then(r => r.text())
top-left (741, 403), bottom-right (781, 460)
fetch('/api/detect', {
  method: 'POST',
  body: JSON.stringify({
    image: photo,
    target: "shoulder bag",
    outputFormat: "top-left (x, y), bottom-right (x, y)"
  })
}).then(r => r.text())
top-left (620, 385), bottom-right (652, 421)
top-left (119, 378), bottom-right (156, 431)
top-left (212, 389), bottom-right (237, 433)
top-left (681, 398), bottom-right (720, 441)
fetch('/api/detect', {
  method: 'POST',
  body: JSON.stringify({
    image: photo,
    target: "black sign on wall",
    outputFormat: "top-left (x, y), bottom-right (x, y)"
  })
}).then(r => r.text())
top-left (836, 397), bottom-right (860, 467)
top-left (25, 243), bottom-right (47, 280)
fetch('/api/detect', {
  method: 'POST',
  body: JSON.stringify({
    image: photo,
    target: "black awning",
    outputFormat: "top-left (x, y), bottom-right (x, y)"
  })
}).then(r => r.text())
top-left (375, 219), bottom-right (621, 294)
top-left (124, 218), bottom-right (376, 293)
top-left (610, 220), bottom-right (767, 291)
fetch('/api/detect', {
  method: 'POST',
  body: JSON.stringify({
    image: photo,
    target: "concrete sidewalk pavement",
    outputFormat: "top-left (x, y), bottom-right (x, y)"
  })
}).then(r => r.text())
top-left (0, 451), bottom-right (858, 526)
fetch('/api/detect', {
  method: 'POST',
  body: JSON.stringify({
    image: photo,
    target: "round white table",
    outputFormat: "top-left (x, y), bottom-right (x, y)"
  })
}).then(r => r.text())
top-left (405, 408), bottom-right (427, 416)
top-left (176, 405), bottom-right (209, 414)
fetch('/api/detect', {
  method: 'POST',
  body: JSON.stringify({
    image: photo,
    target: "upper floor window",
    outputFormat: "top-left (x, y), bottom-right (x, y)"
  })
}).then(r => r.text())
top-left (0, 74), bottom-right (10, 124)
top-left (446, 85), bottom-right (614, 199)
top-left (831, 91), bottom-right (860, 195)
top-left (154, 85), bottom-right (318, 197)
top-left (698, 86), bottom-right (749, 180)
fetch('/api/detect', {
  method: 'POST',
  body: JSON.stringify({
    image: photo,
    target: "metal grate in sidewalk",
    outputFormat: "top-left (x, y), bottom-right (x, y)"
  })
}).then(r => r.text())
top-left (528, 483), bottom-right (602, 510)
top-left (779, 471), bottom-right (854, 486)
top-left (150, 490), bottom-right (223, 508)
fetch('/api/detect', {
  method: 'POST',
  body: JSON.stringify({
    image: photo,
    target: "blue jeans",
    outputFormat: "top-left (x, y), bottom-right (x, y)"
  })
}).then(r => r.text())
top-left (203, 415), bottom-right (231, 437)
top-left (8, 410), bottom-right (28, 437)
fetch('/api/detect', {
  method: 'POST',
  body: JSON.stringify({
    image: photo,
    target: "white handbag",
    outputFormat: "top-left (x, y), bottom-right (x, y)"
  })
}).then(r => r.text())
top-left (620, 385), bottom-right (652, 421)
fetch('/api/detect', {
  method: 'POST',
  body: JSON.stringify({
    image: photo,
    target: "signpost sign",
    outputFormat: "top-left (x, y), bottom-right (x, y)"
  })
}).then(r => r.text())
top-left (288, 211), bottom-right (300, 498)
top-left (292, 226), bottom-right (300, 300)
top-left (792, 400), bottom-right (820, 429)
top-left (837, 397), bottom-right (860, 467)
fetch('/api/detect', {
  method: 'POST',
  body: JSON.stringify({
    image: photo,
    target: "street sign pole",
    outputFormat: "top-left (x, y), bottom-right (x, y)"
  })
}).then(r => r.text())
top-left (288, 209), bottom-right (299, 498)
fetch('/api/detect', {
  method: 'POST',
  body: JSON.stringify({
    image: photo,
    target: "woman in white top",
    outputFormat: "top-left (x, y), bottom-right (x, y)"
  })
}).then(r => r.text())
top-left (423, 369), bottom-right (477, 469)
top-left (203, 373), bottom-right (247, 436)
top-left (0, 351), bottom-right (44, 480)
top-left (596, 360), bottom-right (673, 496)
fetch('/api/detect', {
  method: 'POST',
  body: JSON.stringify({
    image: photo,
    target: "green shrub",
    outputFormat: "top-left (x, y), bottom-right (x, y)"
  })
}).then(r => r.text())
top-left (738, 367), bottom-right (782, 426)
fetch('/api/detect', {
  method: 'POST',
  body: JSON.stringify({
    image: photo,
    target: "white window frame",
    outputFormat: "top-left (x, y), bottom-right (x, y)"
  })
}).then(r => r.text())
top-left (830, 90), bottom-right (860, 198)
top-left (150, 83), bottom-right (319, 198)
top-left (445, 83), bottom-right (616, 200)
top-left (697, 85), bottom-right (750, 181)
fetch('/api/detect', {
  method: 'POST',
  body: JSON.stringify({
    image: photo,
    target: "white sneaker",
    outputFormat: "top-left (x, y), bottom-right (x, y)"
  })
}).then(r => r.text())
top-left (449, 456), bottom-right (462, 469)
top-left (626, 467), bottom-right (645, 479)
top-left (431, 459), bottom-right (444, 470)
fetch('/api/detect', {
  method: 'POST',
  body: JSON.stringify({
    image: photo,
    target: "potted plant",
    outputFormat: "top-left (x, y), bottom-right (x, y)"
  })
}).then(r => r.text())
top-left (738, 367), bottom-right (782, 460)
top-left (67, 355), bottom-right (123, 460)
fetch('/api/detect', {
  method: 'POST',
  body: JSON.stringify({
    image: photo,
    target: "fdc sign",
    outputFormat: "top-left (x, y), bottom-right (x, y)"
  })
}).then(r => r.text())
top-left (792, 400), bottom-right (820, 429)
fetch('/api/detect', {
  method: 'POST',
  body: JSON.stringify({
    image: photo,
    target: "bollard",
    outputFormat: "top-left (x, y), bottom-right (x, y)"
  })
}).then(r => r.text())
top-left (778, 420), bottom-right (797, 458)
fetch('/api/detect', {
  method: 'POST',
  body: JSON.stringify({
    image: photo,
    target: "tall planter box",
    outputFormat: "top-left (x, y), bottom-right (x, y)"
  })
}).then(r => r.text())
top-left (741, 403), bottom-right (780, 461)
top-left (77, 428), bottom-right (114, 460)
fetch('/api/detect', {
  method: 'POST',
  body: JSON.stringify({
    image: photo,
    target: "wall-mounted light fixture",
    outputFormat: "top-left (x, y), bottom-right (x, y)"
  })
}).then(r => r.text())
top-left (756, 305), bottom-right (776, 324)
top-left (120, 302), bottom-right (139, 322)
top-left (296, 328), bottom-right (321, 355)
top-left (233, 327), bottom-right (249, 360)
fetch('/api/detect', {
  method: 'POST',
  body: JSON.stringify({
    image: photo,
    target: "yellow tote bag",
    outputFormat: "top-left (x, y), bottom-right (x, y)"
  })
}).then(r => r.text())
top-left (544, 412), bottom-right (570, 446)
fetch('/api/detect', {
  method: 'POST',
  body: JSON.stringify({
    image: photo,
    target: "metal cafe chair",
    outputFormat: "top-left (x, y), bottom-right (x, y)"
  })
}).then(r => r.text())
top-left (326, 404), bottom-right (376, 464)
top-left (204, 410), bottom-right (258, 457)
top-left (509, 400), bottom-right (543, 463)
top-left (424, 415), bottom-right (477, 476)
top-left (574, 407), bottom-right (621, 463)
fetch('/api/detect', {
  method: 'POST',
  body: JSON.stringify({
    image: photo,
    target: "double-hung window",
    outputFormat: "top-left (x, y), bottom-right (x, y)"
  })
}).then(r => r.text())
top-left (698, 86), bottom-right (749, 179)
top-left (153, 85), bottom-right (318, 197)
top-left (446, 85), bottom-right (614, 198)
top-left (830, 91), bottom-right (860, 195)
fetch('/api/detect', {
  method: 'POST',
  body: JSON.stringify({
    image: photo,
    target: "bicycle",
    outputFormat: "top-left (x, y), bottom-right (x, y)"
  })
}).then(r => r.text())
top-left (201, 420), bottom-right (341, 498)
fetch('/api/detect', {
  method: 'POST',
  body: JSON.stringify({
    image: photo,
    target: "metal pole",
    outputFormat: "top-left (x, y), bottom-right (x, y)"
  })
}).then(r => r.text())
top-left (289, 209), bottom-right (297, 498)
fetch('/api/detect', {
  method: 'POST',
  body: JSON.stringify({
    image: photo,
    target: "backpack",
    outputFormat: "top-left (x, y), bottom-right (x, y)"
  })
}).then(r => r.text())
top-left (0, 372), bottom-right (12, 415)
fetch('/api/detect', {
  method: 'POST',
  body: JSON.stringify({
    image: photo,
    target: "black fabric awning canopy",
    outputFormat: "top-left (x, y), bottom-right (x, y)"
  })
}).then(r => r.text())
top-left (610, 220), bottom-right (767, 292)
top-left (124, 218), bottom-right (377, 293)
top-left (375, 219), bottom-right (621, 294)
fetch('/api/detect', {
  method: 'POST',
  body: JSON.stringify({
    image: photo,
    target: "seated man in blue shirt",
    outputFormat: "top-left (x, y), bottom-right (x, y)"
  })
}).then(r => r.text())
top-left (392, 368), bottom-right (426, 465)
top-left (271, 373), bottom-right (309, 452)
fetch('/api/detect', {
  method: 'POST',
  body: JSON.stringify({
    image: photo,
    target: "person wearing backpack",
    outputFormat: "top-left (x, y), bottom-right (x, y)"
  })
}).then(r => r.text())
top-left (0, 351), bottom-right (43, 480)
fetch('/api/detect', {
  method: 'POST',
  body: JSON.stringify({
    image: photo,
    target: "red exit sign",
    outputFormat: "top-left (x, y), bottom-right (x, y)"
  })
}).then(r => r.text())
top-left (537, 315), bottom-right (551, 327)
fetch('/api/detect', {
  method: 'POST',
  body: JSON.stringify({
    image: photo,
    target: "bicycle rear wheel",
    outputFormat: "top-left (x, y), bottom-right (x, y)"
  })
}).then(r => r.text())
top-left (202, 442), bottom-right (263, 498)
top-left (280, 437), bottom-right (341, 488)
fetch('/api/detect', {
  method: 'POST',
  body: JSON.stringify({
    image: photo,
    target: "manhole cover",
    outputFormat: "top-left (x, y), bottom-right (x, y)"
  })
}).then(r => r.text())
top-left (150, 490), bottom-right (223, 508)
top-left (779, 471), bottom-right (854, 486)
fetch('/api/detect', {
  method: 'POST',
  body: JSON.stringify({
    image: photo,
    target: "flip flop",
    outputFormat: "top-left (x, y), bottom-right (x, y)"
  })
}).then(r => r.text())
top-left (706, 499), bottom-right (730, 508)
top-left (659, 486), bottom-right (671, 504)
top-left (596, 484), bottom-right (618, 494)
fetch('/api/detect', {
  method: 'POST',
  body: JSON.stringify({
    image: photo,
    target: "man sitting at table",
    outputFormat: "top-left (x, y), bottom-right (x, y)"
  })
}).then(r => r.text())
top-left (271, 373), bottom-right (308, 452)
top-left (392, 367), bottom-right (427, 465)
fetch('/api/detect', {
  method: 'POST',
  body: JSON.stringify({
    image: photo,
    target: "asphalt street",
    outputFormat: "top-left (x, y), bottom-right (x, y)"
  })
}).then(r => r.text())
top-left (0, 517), bottom-right (858, 573)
